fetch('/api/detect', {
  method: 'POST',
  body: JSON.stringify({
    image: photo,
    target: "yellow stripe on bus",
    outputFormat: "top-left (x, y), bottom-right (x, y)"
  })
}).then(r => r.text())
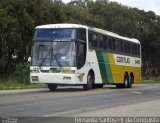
top-left (107, 53), bottom-right (141, 84)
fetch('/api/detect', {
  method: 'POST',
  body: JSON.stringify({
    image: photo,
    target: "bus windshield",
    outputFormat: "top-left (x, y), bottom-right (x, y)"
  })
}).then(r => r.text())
top-left (31, 42), bottom-right (76, 67)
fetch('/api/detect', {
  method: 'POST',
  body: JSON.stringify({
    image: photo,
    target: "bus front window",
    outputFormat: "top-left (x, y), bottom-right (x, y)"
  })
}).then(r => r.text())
top-left (32, 42), bottom-right (76, 67)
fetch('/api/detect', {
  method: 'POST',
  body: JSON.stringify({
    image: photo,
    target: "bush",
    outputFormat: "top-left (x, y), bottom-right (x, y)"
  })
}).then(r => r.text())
top-left (14, 63), bottom-right (30, 85)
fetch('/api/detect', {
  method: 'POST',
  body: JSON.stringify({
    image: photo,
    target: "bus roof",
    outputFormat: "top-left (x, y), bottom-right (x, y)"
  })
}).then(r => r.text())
top-left (36, 23), bottom-right (87, 29)
top-left (36, 24), bottom-right (140, 44)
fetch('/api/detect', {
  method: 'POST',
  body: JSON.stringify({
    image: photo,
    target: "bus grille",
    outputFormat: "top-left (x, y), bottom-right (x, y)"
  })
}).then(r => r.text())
top-left (40, 70), bottom-right (61, 73)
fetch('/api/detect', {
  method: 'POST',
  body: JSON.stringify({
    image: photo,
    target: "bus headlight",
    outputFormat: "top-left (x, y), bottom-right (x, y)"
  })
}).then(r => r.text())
top-left (61, 70), bottom-right (75, 74)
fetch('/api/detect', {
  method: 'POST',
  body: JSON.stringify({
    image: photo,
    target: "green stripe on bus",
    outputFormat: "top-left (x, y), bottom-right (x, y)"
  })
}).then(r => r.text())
top-left (96, 51), bottom-right (113, 84)
top-left (96, 51), bottom-right (107, 83)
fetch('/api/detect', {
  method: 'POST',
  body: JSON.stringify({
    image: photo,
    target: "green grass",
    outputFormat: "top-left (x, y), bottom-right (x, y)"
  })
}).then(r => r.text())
top-left (0, 79), bottom-right (46, 90)
top-left (0, 78), bottom-right (160, 90)
top-left (140, 80), bottom-right (160, 84)
top-left (140, 76), bottom-right (160, 84)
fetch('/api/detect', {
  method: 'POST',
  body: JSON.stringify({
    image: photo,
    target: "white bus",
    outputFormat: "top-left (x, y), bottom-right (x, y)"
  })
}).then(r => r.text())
top-left (30, 24), bottom-right (141, 91)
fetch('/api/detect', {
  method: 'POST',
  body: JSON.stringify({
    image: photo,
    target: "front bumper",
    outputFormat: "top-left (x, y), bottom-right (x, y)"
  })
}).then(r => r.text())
top-left (30, 72), bottom-right (77, 84)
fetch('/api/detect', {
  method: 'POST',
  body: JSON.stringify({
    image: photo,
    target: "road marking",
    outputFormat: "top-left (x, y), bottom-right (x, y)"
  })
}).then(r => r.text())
top-left (132, 91), bottom-right (143, 94)
top-left (42, 109), bottom-right (80, 117)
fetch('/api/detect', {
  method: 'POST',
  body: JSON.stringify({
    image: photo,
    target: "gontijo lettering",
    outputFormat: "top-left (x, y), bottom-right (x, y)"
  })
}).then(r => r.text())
top-left (116, 56), bottom-right (130, 63)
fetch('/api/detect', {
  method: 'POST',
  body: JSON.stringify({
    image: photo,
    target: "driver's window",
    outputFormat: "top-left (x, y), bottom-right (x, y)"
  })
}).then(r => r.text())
top-left (77, 43), bottom-right (86, 69)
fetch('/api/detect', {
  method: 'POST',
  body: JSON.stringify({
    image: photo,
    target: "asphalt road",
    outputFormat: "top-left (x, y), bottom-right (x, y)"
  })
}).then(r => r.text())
top-left (0, 84), bottom-right (160, 122)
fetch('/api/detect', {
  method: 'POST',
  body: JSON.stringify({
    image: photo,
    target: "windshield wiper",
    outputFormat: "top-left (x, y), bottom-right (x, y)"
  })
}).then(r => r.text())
top-left (39, 46), bottom-right (52, 67)
top-left (53, 54), bottom-right (62, 67)
top-left (39, 42), bottom-right (63, 67)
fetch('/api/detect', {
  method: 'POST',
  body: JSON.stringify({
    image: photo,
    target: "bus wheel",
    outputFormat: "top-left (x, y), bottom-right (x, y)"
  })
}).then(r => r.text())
top-left (47, 84), bottom-right (57, 91)
top-left (128, 75), bottom-right (133, 88)
top-left (124, 74), bottom-right (131, 88)
top-left (83, 73), bottom-right (94, 90)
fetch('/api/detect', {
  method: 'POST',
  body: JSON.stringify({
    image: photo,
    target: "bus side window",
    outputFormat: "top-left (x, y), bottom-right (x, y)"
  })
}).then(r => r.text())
top-left (130, 43), bottom-right (136, 56)
top-left (120, 40), bottom-right (124, 53)
top-left (99, 34), bottom-right (105, 49)
top-left (77, 28), bottom-right (86, 41)
top-left (136, 44), bottom-right (140, 57)
top-left (89, 31), bottom-right (93, 48)
top-left (92, 33), bottom-right (98, 48)
top-left (124, 41), bottom-right (130, 54)
top-left (137, 44), bottom-right (140, 57)
top-left (108, 37), bottom-right (112, 51)
top-left (108, 37), bottom-right (115, 52)
top-left (77, 43), bottom-right (86, 69)
top-left (88, 31), bottom-right (98, 49)
top-left (127, 42), bottom-right (130, 54)
top-left (104, 36), bottom-right (108, 50)
top-left (112, 38), bottom-right (116, 51)
top-left (116, 39), bottom-right (123, 53)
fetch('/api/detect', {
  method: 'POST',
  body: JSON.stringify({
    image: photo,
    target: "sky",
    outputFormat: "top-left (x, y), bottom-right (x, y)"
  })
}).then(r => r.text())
top-left (62, 0), bottom-right (160, 16)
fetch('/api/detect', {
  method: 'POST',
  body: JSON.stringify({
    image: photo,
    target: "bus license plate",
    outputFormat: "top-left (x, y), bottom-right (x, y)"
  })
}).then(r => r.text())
top-left (31, 76), bottom-right (39, 81)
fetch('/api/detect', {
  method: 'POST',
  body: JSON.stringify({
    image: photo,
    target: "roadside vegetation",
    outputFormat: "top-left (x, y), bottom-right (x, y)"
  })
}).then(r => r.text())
top-left (0, 0), bottom-right (160, 89)
top-left (141, 76), bottom-right (160, 84)
top-left (140, 80), bottom-right (160, 84)
top-left (0, 63), bottom-right (46, 90)
top-left (0, 80), bottom-right (46, 90)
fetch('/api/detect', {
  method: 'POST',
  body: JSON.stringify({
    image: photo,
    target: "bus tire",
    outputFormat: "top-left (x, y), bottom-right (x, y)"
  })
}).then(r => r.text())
top-left (83, 72), bottom-right (94, 90)
top-left (124, 73), bottom-right (131, 88)
top-left (47, 84), bottom-right (57, 91)
top-left (128, 75), bottom-right (133, 88)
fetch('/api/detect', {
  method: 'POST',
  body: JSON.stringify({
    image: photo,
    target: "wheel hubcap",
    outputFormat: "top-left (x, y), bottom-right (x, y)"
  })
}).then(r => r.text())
top-left (125, 78), bottom-right (128, 87)
top-left (88, 75), bottom-right (92, 88)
